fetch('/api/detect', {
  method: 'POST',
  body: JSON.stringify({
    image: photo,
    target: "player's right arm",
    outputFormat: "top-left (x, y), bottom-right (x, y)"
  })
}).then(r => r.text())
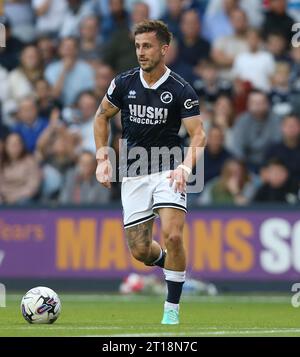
top-left (93, 96), bottom-right (120, 188)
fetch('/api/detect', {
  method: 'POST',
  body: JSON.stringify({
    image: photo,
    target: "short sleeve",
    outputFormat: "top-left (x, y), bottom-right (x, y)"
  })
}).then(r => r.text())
top-left (179, 84), bottom-right (200, 119)
top-left (106, 75), bottom-right (123, 109)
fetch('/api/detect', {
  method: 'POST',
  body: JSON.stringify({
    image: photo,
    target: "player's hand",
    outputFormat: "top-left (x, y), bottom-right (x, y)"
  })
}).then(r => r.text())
top-left (96, 159), bottom-right (113, 189)
top-left (167, 168), bottom-right (188, 193)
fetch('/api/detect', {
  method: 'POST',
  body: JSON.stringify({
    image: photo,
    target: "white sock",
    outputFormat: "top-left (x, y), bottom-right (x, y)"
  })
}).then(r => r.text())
top-left (165, 301), bottom-right (179, 311)
top-left (163, 269), bottom-right (186, 282)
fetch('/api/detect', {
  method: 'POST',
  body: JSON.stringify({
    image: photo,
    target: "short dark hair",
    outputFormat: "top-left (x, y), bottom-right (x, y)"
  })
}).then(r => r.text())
top-left (266, 157), bottom-right (288, 170)
top-left (283, 113), bottom-right (300, 122)
top-left (134, 20), bottom-right (172, 45)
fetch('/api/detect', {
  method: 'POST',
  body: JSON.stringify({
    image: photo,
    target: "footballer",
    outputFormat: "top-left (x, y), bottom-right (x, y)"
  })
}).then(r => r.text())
top-left (94, 20), bottom-right (206, 324)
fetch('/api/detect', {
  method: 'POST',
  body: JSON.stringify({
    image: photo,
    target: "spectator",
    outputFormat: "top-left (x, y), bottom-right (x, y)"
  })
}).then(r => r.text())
top-left (91, 0), bottom-right (110, 18)
top-left (94, 63), bottom-right (115, 101)
top-left (130, 1), bottom-right (151, 28)
top-left (198, 158), bottom-right (260, 205)
top-left (232, 77), bottom-right (253, 115)
top-left (203, 125), bottom-right (232, 183)
top-left (178, 9), bottom-right (210, 68)
top-left (212, 95), bottom-right (236, 150)
top-left (202, 0), bottom-right (238, 43)
top-left (254, 158), bottom-right (300, 203)
top-left (0, 123), bottom-right (10, 167)
top-left (161, 0), bottom-right (185, 40)
top-left (0, 133), bottom-right (41, 205)
top-left (264, 115), bottom-right (300, 182)
top-left (0, 17), bottom-right (24, 71)
top-left (59, 151), bottom-right (111, 204)
top-left (45, 37), bottom-right (95, 106)
top-left (7, 45), bottom-right (43, 107)
top-left (266, 32), bottom-right (290, 62)
top-left (36, 35), bottom-right (57, 66)
top-left (78, 15), bottom-right (104, 64)
top-left (204, 0), bottom-right (264, 29)
top-left (101, 0), bottom-right (130, 42)
top-left (69, 91), bottom-right (98, 152)
top-left (232, 28), bottom-right (276, 91)
top-left (103, 2), bottom-right (149, 73)
top-left (12, 97), bottom-right (48, 152)
top-left (59, 0), bottom-right (94, 38)
top-left (34, 78), bottom-right (62, 119)
top-left (36, 109), bottom-right (77, 175)
top-left (5, 0), bottom-right (35, 43)
top-left (229, 90), bottom-right (281, 170)
top-left (126, 0), bottom-right (166, 19)
top-left (211, 8), bottom-right (249, 80)
top-left (0, 66), bottom-right (9, 117)
top-left (193, 61), bottom-right (232, 105)
top-left (290, 46), bottom-right (300, 89)
top-left (32, 0), bottom-right (68, 37)
top-left (164, 38), bottom-right (196, 85)
top-left (269, 62), bottom-right (300, 117)
top-left (262, 0), bottom-right (295, 43)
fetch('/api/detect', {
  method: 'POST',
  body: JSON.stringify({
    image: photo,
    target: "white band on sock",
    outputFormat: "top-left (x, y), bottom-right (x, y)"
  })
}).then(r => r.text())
top-left (163, 269), bottom-right (186, 282)
top-left (165, 301), bottom-right (179, 311)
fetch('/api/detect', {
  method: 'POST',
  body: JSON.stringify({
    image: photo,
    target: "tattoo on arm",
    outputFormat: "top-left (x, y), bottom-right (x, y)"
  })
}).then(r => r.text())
top-left (96, 101), bottom-right (117, 117)
top-left (125, 220), bottom-right (153, 250)
top-left (97, 106), bottom-right (107, 116)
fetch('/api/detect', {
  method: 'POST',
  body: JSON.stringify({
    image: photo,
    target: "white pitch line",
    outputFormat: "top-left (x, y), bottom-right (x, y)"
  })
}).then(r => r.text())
top-left (0, 326), bottom-right (123, 330)
top-left (84, 329), bottom-right (300, 337)
top-left (2, 326), bottom-right (300, 332)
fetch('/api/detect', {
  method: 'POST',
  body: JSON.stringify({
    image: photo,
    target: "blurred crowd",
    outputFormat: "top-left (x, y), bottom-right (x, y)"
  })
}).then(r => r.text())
top-left (0, 0), bottom-right (300, 206)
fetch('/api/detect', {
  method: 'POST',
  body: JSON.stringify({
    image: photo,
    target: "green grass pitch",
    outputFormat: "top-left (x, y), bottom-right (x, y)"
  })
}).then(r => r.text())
top-left (0, 294), bottom-right (300, 337)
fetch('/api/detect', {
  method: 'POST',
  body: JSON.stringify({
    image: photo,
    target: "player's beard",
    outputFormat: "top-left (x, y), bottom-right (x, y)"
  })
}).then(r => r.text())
top-left (140, 57), bottom-right (161, 73)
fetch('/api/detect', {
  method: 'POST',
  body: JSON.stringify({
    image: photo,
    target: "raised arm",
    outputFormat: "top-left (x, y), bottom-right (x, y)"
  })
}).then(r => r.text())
top-left (93, 96), bottom-right (120, 188)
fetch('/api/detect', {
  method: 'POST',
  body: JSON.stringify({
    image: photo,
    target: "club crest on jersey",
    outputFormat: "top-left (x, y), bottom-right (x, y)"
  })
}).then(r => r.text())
top-left (160, 91), bottom-right (173, 104)
top-left (128, 90), bottom-right (136, 99)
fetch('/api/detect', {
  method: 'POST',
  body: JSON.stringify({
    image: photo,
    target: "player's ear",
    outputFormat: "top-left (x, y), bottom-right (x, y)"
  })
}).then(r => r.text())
top-left (161, 44), bottom-right (169, 56)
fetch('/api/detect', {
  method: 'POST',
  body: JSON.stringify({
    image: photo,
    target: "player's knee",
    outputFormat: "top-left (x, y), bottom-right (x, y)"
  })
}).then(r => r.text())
top-left (164, 232), bottom-right (182, 250)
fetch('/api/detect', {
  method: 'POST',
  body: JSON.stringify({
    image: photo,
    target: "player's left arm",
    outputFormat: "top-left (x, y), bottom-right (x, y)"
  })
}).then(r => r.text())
top-left (168, 115), bottom-right (206, 193)
top-left (182, 115), bottom-right (206, 169)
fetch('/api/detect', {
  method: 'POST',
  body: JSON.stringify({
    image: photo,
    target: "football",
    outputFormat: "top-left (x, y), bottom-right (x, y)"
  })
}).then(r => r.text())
top-left (21, 287), bottom-right (62, 324)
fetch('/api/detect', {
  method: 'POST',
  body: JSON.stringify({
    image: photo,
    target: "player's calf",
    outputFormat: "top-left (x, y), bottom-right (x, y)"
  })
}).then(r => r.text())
top-left (130, 247), bottom-right (151, 263)
top-left (125, 220), bottom-right (164, 267)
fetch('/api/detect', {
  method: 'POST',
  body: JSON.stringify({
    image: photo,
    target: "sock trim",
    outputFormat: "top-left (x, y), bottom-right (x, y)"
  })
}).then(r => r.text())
top-left (163, 269), bottom-right (186, 282)
top-left (152, 248), bottom-right (163, 265)
top-left (165, 301), bottom-right (179, 311)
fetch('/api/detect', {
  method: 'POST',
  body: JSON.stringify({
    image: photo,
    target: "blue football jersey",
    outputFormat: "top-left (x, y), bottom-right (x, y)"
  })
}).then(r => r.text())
top-left (106, 67), bottom-right (200, 176)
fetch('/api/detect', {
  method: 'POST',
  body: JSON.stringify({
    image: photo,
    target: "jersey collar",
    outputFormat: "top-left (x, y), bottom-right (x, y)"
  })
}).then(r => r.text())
top-left (139, 67), bottom-right (171, 90)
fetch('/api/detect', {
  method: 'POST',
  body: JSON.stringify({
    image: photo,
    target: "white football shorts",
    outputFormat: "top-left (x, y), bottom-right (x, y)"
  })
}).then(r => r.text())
top-left (121, 170), bottom-right (187, 229)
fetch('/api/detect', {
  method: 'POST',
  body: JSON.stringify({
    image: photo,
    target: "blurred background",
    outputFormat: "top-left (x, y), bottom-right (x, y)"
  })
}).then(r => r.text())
top-left (0, 0), bottom-right (300, 294)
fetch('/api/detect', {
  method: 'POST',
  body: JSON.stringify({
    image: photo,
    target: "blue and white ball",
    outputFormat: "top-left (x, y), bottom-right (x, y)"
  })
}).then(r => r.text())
top-left (21, 287), bottom-right (61, 324)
